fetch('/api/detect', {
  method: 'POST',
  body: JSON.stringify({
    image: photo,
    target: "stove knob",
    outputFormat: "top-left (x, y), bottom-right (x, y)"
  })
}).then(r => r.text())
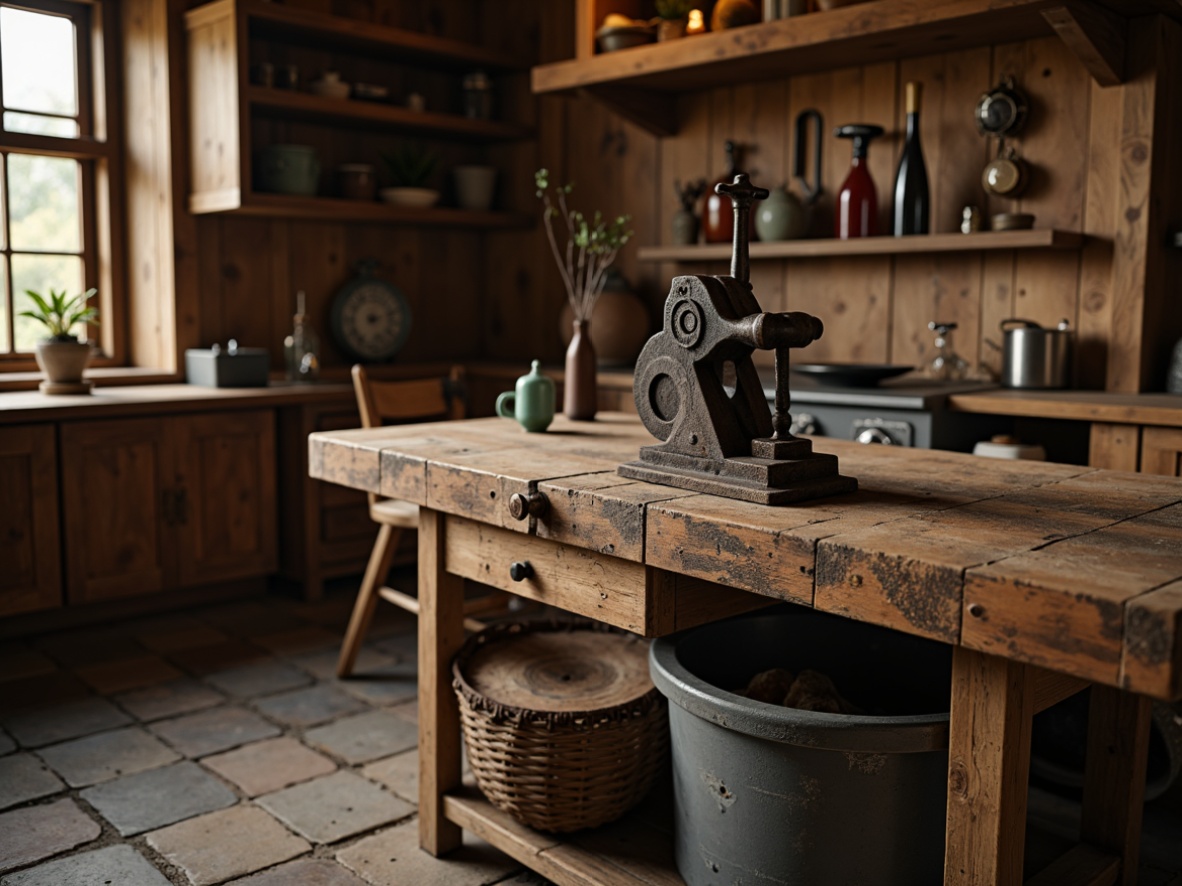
top-left (856, 427), bottom-right (895, 445)
top-left (790, 413), bottom-right (819, 436)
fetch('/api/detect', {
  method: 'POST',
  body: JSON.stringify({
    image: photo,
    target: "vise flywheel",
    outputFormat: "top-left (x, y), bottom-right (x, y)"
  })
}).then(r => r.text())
top-left (618, 174), bottom-right (857, 504)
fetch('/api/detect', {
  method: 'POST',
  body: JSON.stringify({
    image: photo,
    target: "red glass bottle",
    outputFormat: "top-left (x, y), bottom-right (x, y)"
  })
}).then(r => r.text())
top-left (834, 124), bottom-right (884, 239)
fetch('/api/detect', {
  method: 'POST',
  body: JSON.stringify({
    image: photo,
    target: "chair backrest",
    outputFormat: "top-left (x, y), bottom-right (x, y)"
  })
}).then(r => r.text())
top-left (351, 364), bottom-right (466, 430)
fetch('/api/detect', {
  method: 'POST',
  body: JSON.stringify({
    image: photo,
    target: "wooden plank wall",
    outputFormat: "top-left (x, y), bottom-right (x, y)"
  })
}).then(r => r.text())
top-left (183, 3), bottom-right (1177, 392)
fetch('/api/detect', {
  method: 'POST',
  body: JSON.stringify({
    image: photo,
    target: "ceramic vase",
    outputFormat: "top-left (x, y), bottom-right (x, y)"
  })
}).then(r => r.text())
top-left (564, 319), bottom-right (597, 421)
top-left (672, 208), bottom-right (699, 245)
top-left (35, 339), bottom-right (94, 395)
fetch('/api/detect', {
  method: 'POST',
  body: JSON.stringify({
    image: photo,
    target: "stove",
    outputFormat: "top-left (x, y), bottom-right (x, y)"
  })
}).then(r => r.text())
top-left (760, 372), bottom-right (1011, 450)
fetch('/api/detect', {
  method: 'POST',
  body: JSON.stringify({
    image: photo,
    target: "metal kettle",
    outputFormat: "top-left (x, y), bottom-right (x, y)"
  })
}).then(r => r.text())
top-left (1000, 318), bottom-right (1072, 389)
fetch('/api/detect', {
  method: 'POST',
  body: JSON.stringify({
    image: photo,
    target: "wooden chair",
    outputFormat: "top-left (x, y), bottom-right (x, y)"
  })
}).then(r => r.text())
top-left (337, 364), bottom-right (503, 677)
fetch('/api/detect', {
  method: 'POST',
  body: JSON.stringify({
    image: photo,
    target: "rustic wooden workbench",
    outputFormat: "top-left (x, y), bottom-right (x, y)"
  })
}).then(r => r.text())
top-left (309, 414), bottom-right (1182, 886)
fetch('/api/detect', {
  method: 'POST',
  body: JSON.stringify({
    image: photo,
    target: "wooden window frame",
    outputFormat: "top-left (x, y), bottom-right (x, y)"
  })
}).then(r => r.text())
top-left (0, 0), bottom-right (124, 371)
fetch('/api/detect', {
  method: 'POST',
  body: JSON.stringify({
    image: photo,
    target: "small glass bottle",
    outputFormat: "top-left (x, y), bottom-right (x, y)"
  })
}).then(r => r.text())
top-left (284, 290), bottom-right (320, 382)
top-left (928, 321), bottom-right (968, 381)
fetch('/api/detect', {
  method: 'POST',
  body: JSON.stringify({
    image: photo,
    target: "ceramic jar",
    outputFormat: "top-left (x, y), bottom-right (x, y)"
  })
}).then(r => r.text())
top-left (338, 164), bottom-right (376, 200)
top-left (257, 145), bottom-right (319, 196)
top-left (754, 185), bottom-right (808, 241)
top-left (672, 208), bottom-right (699, 245)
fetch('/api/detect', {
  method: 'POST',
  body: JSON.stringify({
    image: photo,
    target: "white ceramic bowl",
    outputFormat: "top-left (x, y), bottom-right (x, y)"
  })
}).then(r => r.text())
top-left (379, 187), bottom-right (440, 208)
top-left (310, 80), bottom-right (350, 100)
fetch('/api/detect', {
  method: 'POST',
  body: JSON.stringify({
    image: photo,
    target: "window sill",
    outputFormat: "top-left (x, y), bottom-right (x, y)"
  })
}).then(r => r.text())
top-left (0, 366), bottom-right (181, 392)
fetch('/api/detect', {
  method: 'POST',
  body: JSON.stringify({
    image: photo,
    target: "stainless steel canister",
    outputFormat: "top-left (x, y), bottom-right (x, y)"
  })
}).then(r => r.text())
top-left (1000, 318), bottom-right (1072, 389)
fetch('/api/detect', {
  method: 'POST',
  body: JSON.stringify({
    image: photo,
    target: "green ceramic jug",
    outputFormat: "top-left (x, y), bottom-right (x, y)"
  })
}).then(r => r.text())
top-left (496, 360), bottom-right (555, 432)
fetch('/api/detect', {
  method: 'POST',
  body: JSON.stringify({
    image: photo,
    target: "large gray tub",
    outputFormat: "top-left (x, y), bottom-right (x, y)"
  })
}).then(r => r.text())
top-left (649, 607), bottom-right (952, 886)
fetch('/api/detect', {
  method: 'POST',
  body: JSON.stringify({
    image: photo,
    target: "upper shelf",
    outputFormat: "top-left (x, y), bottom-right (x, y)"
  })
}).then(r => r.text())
top-left (637, 229), bottom-right (1087, 262)
top-left (238, 0), bottom-right (524, 71)
top-left (247, 88), bottom-right (533, 142)
top-left (532, 0), bottom-right (1135, 135)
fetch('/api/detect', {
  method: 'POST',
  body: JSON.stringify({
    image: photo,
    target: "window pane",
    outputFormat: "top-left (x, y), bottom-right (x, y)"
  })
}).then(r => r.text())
top-left (0, 7), bottom-right (77, 117)
top-left (12, 253), bottom-right (85, 351)
top-left (3, 112), bottom-right (78, 138)
top-left (8, 154), bottom-right (81, 252)
top-left (0, 259), bottom-right (8, 353)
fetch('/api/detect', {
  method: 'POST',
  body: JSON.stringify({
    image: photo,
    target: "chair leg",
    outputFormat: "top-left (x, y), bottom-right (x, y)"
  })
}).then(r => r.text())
top-left (337, 524), bottom-right (401, 678)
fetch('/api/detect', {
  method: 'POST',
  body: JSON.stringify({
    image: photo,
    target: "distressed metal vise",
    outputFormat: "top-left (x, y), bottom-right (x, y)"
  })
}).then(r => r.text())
top-left (618, 174), bottom-right (856, 504)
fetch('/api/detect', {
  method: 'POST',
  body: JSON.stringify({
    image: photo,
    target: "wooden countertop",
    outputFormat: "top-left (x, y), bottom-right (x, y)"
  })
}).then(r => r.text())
top-left (948, 389), bottom-right (1182, 426)
top-left (310, 413), bottom-right (1182, 702)
top-left (0, 382), bottom-right (356, 424)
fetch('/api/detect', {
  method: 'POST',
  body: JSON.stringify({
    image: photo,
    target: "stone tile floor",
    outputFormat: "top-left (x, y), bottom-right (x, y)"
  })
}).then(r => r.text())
top-left (0, 576), bottom-right (550, 886)
top-left (1, 574), bottom-right (1179, 885)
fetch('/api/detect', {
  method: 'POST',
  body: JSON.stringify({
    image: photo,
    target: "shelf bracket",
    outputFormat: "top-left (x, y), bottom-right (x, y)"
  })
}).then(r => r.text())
top-left (577, 85), bottom-right (678, 137)
top-left (1042, 2), bottom-right (1127, 87)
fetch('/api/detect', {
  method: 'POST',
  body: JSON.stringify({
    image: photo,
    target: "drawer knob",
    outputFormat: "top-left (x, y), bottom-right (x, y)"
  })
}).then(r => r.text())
top-left (509, 561), bottom-right (534, 582)
top-left (509, 491), bottom-right (549, 521)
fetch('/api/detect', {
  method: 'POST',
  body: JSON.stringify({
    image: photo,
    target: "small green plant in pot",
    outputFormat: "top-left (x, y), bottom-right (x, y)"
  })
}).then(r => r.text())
top-left (379, 143), bottom-right (440, 208)
top-left (20, 287), bottom-right (99, 394)
top-left (655, 0), bottom-right (694, 39)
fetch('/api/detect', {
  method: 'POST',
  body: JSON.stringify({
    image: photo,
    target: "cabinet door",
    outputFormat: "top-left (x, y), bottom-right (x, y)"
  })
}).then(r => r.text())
top-left (60, 418), bottom-right (174, 603)
top-left (1141, 426), bottom-right (1182, 477)
top-left (0, 425), bottom-right (62, 616)
top-left (173, 411), bottom-right (278, 586)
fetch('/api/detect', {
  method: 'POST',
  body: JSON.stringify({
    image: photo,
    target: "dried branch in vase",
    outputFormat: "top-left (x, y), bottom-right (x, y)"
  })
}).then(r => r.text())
top-left (535, 168), bottom-right (633, 323)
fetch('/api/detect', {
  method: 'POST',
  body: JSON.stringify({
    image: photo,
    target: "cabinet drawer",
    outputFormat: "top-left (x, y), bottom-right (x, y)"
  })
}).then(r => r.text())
top-left (444, 515), bottom-right (649, 634)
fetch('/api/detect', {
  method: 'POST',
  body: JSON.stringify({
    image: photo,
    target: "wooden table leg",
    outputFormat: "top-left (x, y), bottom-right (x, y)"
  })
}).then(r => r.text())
top-left (418, 508), bottom-right (465, 855)
top-left (945, 646), bottom-right (1034, 886)
top-left (1081, 685), bottom-right (1152, 886)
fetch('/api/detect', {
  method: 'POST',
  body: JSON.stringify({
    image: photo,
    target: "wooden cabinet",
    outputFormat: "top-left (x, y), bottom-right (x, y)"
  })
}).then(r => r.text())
top-left (60, 411), bottom-right (277, 604)
top-left (0, 426), bottom-right (62, 617)
top-left (184, 0), bottom-right (531, 227)
top-left (1141, 426), bottom-right (1182, 476)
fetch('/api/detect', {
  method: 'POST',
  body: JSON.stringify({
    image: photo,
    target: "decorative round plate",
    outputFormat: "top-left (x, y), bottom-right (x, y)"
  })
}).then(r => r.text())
top-left (790, 363), bottom-right (914, 387)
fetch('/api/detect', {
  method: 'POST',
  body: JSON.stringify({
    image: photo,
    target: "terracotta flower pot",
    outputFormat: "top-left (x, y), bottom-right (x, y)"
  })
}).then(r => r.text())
top-left (35, 339), bottom-right (94, 394)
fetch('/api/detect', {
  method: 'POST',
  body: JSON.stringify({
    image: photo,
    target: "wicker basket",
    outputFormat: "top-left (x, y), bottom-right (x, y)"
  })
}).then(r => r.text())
top-left (451, 620), bottom-right (669, 833)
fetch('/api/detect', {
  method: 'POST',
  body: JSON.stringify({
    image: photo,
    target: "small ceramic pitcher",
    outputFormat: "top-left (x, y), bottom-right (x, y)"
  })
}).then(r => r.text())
top-left (496, 360), bottom-right (555, 432)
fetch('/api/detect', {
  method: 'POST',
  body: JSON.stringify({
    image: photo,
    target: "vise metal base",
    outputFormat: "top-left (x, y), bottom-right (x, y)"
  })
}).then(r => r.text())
top-left (618, 441), bottom-right (857, 505)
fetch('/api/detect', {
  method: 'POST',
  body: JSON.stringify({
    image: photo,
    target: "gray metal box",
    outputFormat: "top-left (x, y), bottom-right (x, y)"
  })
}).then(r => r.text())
top-left (185, 346), bottom-right (270, 387)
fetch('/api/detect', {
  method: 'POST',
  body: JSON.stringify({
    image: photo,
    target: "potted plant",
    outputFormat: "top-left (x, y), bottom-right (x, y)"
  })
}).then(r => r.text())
top-left (20, 287), bottom-right (99, 394)
top-left (379, 143), bottom-right (440, 207)
top-left (655, 0), bottom-right (694, 40)
top-left (535, 168), bottom-right (632, 420)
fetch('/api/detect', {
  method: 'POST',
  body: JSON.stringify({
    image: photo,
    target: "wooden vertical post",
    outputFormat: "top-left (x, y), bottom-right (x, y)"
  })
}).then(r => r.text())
top-left (1081, 685), bottom-right (1152, 886)
top-left (418, 508), bottom-right (465, 855)
top-left (944, 647), bottom-right (1034, 886)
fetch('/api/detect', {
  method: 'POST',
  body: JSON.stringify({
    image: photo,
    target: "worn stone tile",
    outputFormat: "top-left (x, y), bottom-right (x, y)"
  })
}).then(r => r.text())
top-left (168, 640), bottom-right (269, 676)
top-left (203, 659), bottom-right (313, 699)
top-left (251, 626), bottom-right (340, 656)
top-left (225, 858), bottom-right (367, 885)
top-left (360, 750), bottom-right (418, 804)
top-left (35, 726), bottom-right (180, 788)
top-left (256, 771), bottom-right (414, 844)
top-left (0, 730), bottom-right (14, 755)
top-left (0, 672), bottom-right (88, 714)
top-left (34, 628), bottom-right (140, 667)
top-left (334, 661), bottom-right (417, 708)
top-left (138, 624), bottom-right (229, 653)
top-left (0, 798), bottom-right (101, 873)
top-left (291, 648), bottom-right (395, 682)
top-left (196, 601), bottom-right (305, 637)
top-left (336, 818), bottom-right (518, 886)
top-left (146, 805), bottom-right (310, 886)
top-left (0, 753), bottom-right (65, 810)
top-left (0, 843), bottom-right (172, 885)
top-left (0, 646), bottom-right (57, 683)
top-left (305, 710), bottom-right (417, 765)
top-left (80, 760), bottom-right (237, 836)
top-left (115, 679), bottom-right (226, 722)
top-left (253, 684), bottom-right (366, 728)
top-left (2, 696), bottom-right (132, 748)
top-left (149, 706), bottom-right (280, 758)
top-left (201, 737), bottom-right (336, 797)
top-left (76, 655), bottom-right (183, 695)
top-left (387, 698), bottom-right (418, 725)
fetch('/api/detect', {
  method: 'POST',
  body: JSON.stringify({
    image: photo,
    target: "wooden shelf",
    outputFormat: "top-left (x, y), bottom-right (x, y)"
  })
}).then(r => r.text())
top-left (226, 0), bottom-right (524, 71)
top-left (188, 191), bottom-right (531, 228)
top-left (443, 789), bottom-right (682, 886)
top-left (531, 0), bottom-right (1134, 135)
top-left (247, 87), bottom-right (533, 141)
top-left (637, 229), bottom-right (1087, 262)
